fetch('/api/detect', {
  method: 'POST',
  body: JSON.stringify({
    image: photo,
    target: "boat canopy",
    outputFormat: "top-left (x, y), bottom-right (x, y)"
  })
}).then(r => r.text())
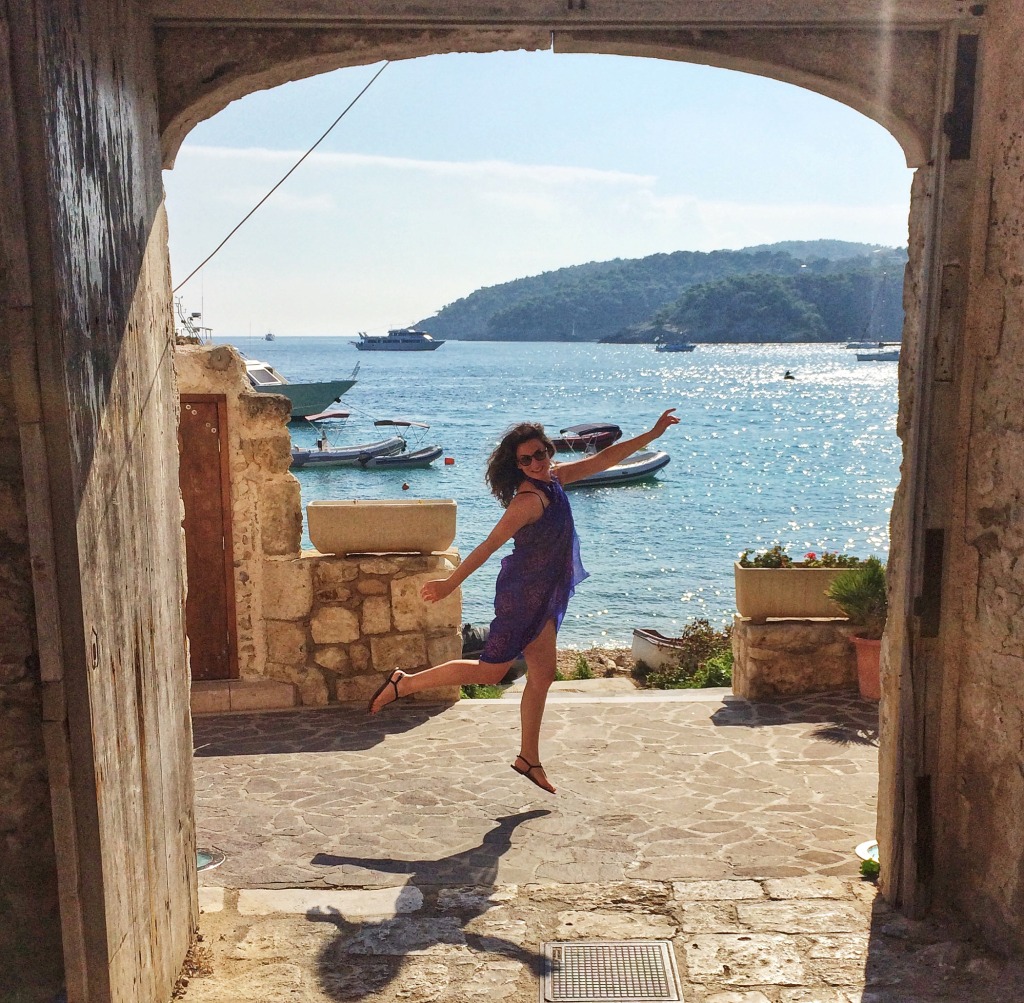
top-left (374, 418), bottom-right (430, 429)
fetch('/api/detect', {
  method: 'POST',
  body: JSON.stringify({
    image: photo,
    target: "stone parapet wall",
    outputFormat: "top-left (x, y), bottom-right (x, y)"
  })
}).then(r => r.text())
top-left (263, 552), bottom-right (462, 705)
top-left (732, 616), bottom-right (858, 700)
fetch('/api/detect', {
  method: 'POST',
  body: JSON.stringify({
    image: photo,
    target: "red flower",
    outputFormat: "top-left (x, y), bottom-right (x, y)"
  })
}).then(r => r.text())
top-left (805, 552), bottom-right (816, 560)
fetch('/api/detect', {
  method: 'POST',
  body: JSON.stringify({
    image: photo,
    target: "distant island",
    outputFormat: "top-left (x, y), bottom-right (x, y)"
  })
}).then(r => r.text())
top-left (417, 240), bottom-right (906, 344)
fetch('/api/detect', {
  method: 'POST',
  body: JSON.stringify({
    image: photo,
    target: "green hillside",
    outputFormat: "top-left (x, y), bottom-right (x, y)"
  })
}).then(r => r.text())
top-left (653, 268), bottom-right (905, 344)
top-left (418, 240), bottom-right (906, 343)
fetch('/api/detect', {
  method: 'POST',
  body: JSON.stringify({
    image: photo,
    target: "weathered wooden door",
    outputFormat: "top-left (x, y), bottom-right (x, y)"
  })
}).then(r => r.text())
top-left (178, 395), bottom-right (238, 680)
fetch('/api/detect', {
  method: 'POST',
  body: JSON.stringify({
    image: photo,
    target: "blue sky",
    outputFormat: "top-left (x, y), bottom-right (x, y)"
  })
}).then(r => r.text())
top-left (163, 49), bottom-right (914, 337)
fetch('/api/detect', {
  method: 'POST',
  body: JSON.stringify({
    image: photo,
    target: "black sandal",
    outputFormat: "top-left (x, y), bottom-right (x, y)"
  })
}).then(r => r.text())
top-left (511, 755), bottom-right (556, 794)
top-left (367, 669), bottom-right (405, 715)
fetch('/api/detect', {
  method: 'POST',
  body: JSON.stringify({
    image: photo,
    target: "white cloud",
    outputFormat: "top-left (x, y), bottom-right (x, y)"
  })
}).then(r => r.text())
top-left (179, 144), bottom-right (656, 188)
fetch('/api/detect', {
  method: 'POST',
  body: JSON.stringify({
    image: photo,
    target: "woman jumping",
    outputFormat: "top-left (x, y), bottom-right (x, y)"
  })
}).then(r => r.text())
top-left (367, 408), bottom-right (680, 794)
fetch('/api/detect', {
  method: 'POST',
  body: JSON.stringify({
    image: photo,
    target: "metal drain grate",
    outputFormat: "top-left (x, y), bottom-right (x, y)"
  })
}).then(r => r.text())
top-left (542, 941), bottom-right (682, 1002)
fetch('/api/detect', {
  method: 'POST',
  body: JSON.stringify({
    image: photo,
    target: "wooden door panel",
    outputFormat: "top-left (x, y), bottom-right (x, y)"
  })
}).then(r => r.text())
top-left (178, 396), bottom-right (237, 680)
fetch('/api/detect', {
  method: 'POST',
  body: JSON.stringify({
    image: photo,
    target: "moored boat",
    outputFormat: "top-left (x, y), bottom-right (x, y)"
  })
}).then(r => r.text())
top-left (631, 628), bottom-right (689, 671)
top-left (359, 445), bottom-right (445, 469)
top-left (358, 419), bottom-right (444, 468)
top-left (562, 449), bottom-right (670, 489)
top-left (856, 349), bottom-right (900, 361)
top-left (352, 328), bottom-right (445, 351)
top-left (246, 358), bottom-right (358, 419)
top-left (290, 435), bottom-right (406, 469)
top-left (655, 342), bottom-right (696, 352)
top-left (551, 422), bottom-right (623, 453)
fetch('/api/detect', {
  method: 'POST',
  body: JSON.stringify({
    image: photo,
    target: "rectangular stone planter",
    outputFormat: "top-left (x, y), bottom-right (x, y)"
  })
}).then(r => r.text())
top-left (307, 499), bottom-right (456, 556)
top-left (734, 562), bottom-right (848, 622)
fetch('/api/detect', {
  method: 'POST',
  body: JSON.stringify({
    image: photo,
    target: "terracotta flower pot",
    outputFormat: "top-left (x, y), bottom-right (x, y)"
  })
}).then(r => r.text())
top-left (851, 635), bottom-right (881, 701)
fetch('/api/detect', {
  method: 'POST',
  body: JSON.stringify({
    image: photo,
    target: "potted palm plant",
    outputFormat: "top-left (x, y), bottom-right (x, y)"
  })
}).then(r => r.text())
top-left (825, 556), bottom-right (887, 701)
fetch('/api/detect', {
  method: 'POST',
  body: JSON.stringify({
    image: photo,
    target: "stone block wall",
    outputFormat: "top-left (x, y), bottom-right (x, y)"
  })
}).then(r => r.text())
top-left (929, 0), bottom-right (1024, 950)
top-left (175, 345), bottom-right (462, 706)
top-left (265, 552), bottom-right (462, 705)
top-left (732, 617), bottom-right (858, 700)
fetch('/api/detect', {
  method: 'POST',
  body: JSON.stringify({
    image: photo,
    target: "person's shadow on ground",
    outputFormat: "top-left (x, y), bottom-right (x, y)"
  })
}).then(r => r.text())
top-left (306, 810), bottom-right (550, 1000)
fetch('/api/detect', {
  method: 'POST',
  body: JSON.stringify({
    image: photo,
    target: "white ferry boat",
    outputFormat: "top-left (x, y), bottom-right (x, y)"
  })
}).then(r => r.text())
top-left (352, 328), bottom-right (445, 351)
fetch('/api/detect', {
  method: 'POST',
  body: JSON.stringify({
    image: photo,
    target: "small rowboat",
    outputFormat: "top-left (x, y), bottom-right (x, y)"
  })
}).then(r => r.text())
top-left (563, 450), bottom-right (670, 489)
top-left (551, 422), bottom-right (623, 453)
top-left (631, 628), bottom-right (687, 671)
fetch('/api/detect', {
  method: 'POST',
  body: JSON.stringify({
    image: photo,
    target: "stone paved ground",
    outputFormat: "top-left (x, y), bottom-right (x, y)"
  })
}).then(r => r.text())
top-left (181, 689), bottom-right (1024, 1002)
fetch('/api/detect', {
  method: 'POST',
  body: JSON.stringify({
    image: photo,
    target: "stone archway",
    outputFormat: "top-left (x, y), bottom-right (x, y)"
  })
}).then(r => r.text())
top-left (150, 0), bottom-right (974, 924)
top-left (4, 2), bottom-right (1024, 1000)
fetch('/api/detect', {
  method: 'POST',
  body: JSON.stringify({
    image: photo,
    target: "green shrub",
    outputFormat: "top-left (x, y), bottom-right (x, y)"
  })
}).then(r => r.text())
top-left (460, 684), bottom-right (506, 699)
top-left (860, 858), bottom-right (880, 881)
top-left (634, 618), bottom-right (733, 689)
top-left (691, 648), bottom-right (733, 688)
top-left (573, 655), bottom-right (594, 680)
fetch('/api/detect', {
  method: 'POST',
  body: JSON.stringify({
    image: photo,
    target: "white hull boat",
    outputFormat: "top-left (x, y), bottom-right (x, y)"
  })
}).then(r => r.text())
top-left (563, 449), bottom-right (670, 489)
top-left (631, 629), bottom-right (687, 671)
top-left (353, 328), bottom-right (444, 351)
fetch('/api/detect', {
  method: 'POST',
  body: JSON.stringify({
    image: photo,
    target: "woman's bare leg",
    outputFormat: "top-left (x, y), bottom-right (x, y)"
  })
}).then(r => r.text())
top-left (513, 619), bottom-right (558, 793)
top-left (368, 657), bottom-right (510, 713)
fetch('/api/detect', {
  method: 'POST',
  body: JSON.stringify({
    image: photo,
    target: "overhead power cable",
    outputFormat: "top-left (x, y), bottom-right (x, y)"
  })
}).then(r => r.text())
top-left (173, 61), bottom-right (390, 293)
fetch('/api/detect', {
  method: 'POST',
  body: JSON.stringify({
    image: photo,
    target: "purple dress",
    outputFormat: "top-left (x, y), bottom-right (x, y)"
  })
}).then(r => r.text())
top-left (479, 473), bottom-right (589, 664)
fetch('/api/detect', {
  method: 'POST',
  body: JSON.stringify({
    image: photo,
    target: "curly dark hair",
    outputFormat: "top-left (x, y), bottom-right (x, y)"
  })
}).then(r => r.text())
top-left (485, 422), bottom-right (555, 508)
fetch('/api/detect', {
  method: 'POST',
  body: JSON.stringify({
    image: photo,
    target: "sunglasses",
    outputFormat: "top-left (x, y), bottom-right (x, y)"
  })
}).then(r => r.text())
top-left (517, 447), bottom-right (551, 467)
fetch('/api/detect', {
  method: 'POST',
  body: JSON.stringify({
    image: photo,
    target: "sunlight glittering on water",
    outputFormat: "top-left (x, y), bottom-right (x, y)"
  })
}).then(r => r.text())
top-left (249, 339), bottom-right (900, 647)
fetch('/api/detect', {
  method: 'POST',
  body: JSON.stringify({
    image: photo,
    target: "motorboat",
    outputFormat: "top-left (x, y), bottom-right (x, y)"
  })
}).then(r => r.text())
top-left (357, 419), bottom-right (444, 469)
top-left (631, 628), bottom-right (688, 671)
top-left (551, 422), bottom-right (623, 453)
top-left (290, 435), bottom-right (406, 469)
top-left (359, 445), bottom-right (445, 469)
top-left (655, 342), bottom-right (696, 352)
top-left (263, 332), bottom-right (276, 341)
top-left (352, 328), bottom-right (445, 351)
top-left (562, 449), bottom-right (670, 489)
top-left (245, 358), bottom-right (359, 419)
top-left (856, 349), bottom-right (900, 361)
top-left (291, 418), bottom-right (445, 471)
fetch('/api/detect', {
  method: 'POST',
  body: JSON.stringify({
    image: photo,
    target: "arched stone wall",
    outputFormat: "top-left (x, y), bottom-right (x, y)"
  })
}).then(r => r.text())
top-left (155, 23), bottom-right (940, 169)
top-left (154, 3), bottom-right (1024, 951)
top-left (6, 1), bottom-right (1024, 999)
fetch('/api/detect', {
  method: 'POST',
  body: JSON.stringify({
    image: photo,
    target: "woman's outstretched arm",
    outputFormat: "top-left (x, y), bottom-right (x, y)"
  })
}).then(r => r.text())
top-left (555, 408), bottom-right (679, 486)
top-left (420, 492), bottom-right (543, 603)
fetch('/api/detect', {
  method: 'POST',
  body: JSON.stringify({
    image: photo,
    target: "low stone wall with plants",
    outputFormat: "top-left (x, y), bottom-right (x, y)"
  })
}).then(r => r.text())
top-left (263, 551), bottom-right (462, 706)
top-left (732, 617), bottom-right (858, 699)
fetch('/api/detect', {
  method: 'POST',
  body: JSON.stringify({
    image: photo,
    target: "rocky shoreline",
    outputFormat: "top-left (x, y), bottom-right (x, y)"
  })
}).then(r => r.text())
top-left (555, 645), bottom-right (635, 679)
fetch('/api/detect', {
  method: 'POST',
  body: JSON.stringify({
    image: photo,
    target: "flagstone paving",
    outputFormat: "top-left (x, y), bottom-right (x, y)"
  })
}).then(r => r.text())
top-left (192, 689), bottom-right (879, 890)
top-left (181, 688), bottom-right (1024, 1002)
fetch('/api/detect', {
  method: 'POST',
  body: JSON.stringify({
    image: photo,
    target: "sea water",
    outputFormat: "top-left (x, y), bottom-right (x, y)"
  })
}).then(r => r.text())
top-left (227, 337), bottom-right (900, 648)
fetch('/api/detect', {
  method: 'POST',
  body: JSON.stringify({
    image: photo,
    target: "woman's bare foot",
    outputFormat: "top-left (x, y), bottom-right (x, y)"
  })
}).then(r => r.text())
top-left (367, 669), bottom-right (405, 714)
top-left (511, 754), bottom-right (556, 794)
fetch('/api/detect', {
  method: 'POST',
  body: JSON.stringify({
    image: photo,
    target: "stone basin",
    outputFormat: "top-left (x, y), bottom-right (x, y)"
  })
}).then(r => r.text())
top-left (306, 499), bottom-right (456, 555)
